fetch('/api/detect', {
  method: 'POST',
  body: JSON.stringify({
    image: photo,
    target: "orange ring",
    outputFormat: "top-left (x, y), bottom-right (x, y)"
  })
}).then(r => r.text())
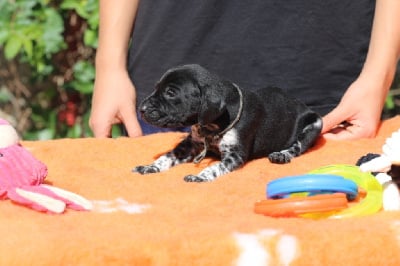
top-left (254, 193), bottom-right (348, 217)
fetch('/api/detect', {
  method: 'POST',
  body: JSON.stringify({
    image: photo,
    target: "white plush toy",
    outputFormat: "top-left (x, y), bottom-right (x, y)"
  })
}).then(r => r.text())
top-left (0, 119), bottom-right (19, 148)
top-left (359, 129), bottom-right (400, 211)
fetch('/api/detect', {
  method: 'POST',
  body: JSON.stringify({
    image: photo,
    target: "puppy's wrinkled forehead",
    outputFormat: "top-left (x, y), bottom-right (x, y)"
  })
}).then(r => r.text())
top-left (156, 64), bottom-right (213, 90)
top-left (157, 71), bottom-right (195, 89)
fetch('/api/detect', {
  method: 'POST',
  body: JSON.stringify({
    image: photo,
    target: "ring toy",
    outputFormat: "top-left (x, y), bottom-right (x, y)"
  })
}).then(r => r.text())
top-left (266, 174), bottom-right (358, 200)
top-left (309, 164), bottom-right (383, 218)
top-left (254, 193), bottom-right (349, 217)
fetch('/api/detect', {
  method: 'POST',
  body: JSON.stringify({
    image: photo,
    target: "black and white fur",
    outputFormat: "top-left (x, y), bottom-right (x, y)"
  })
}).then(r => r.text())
top-left (133, 64), bottom-right (322, 182)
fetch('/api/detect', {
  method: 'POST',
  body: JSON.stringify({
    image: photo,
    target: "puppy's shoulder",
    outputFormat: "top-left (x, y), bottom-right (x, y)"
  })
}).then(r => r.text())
top-left (249, 86), bottom-right (290, 103)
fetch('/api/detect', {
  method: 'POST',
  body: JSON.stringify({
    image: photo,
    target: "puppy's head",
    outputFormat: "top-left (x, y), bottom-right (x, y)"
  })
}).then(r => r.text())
top-left (139, 64), bottom-right (226, 128)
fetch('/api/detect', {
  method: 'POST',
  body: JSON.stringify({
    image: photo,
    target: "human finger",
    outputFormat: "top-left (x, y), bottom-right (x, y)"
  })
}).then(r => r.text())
top-left (120, 109), bottom-right (142, 137)
top-left (89, 114), bottom-right (115, 138)
top-left (322, 123), bottom-right (364, 140)
top-left (321, 107), bottom-right (348, 134)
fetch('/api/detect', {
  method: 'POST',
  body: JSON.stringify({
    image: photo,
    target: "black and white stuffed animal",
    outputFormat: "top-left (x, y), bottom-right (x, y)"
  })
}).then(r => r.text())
top-left (357, 129), bottom-right (400, 210)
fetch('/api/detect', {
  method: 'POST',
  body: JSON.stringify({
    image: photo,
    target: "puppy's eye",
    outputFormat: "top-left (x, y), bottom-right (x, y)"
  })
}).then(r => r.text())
top-left (164, 87), bottom-right (177, 98)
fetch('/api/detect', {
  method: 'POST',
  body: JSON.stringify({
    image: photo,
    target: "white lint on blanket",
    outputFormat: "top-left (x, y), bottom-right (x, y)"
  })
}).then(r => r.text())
top-left (390, 220), bottom-right (400, 249)
top-left (91, 197), bottom-right (151, 214)
top-left (233, 229), bottom-right (299, 266)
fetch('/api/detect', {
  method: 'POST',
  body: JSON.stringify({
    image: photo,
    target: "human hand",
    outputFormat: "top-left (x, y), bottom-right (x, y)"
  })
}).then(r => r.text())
top-left (322, 75), bottom-right (388, 140)
top-left (89, 68), bottom-right (142, 137)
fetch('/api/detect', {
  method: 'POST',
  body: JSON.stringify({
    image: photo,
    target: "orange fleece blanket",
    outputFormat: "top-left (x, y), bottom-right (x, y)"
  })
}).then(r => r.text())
top-left (1, 116), bottom-right (400, 266)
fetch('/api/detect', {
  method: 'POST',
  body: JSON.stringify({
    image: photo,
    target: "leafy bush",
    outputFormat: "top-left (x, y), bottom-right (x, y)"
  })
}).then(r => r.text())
top-left (383, 69), bottom-right (400, 119)
top-left (0, 0), bottom-right (99, 139)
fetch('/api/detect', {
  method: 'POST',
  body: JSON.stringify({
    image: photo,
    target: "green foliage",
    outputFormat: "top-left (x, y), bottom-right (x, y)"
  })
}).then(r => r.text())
top-left (67, 60), bottom-right (96, 95)
top-left (61, 0), bottom-right (99, 48)
top-left (0, 0), bottom-right (99, 139)
top-left (0, 0), bottom-right (65, 75)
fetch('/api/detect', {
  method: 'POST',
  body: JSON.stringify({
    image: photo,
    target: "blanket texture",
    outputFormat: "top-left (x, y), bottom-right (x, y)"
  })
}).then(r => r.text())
top-left (1, 116), bottom-right (400, 266)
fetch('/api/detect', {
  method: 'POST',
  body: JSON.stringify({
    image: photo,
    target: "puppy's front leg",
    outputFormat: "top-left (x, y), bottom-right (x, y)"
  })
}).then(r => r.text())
top-left (184, 151), bottom-right (245, 182)
top-left (133, 137), bottom-right (198, 174)
top-left (184, 130), bottom-right (246, 182)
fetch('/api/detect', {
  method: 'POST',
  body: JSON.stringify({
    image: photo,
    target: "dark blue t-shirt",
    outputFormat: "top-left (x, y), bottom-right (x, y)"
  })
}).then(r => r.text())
top-left (128, 0), bottom-right (375, 116)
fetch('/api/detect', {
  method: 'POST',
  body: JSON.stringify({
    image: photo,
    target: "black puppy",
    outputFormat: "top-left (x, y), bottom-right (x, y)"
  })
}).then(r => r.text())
top-left (133, 64), bottom-right (322, 182)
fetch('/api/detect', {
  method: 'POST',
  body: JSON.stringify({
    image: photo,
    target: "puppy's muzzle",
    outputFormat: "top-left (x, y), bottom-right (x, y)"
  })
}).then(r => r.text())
top-left (139, 100), bottom-right (161, 122)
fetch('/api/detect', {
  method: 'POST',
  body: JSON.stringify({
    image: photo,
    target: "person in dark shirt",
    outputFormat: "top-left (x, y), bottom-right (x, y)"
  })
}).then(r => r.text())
top-left (89, 0), bottom-right (400, 140)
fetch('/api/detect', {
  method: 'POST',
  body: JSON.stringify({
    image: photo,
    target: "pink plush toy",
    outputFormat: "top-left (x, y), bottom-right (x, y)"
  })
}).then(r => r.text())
top-left (0, 118), bottom-right (92, 214)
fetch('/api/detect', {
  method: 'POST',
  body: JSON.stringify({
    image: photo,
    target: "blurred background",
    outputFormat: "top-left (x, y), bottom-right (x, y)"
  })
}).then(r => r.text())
top-left (0, 0), bottom-right (399, 140)
top-left (0, 0), bottom-right (98, 139)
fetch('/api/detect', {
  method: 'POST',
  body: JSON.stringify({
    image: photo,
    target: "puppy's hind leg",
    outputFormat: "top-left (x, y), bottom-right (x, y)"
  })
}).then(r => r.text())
top-left (268, 113), bottom-right (323, 164)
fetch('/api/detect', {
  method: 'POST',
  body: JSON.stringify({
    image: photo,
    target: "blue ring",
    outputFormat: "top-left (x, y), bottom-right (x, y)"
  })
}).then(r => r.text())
top-left (267, 174), bottom-right (358, 199)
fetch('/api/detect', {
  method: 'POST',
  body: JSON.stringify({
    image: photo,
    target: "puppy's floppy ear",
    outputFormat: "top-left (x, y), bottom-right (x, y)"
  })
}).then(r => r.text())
top-left (198, 83), bottom-right (226, 125)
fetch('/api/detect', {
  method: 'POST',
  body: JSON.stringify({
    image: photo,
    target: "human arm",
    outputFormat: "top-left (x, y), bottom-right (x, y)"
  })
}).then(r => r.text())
top-left (89, 0), bottom-right (142, 137)
top-left (322, 0), bottom-right (400, 140)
